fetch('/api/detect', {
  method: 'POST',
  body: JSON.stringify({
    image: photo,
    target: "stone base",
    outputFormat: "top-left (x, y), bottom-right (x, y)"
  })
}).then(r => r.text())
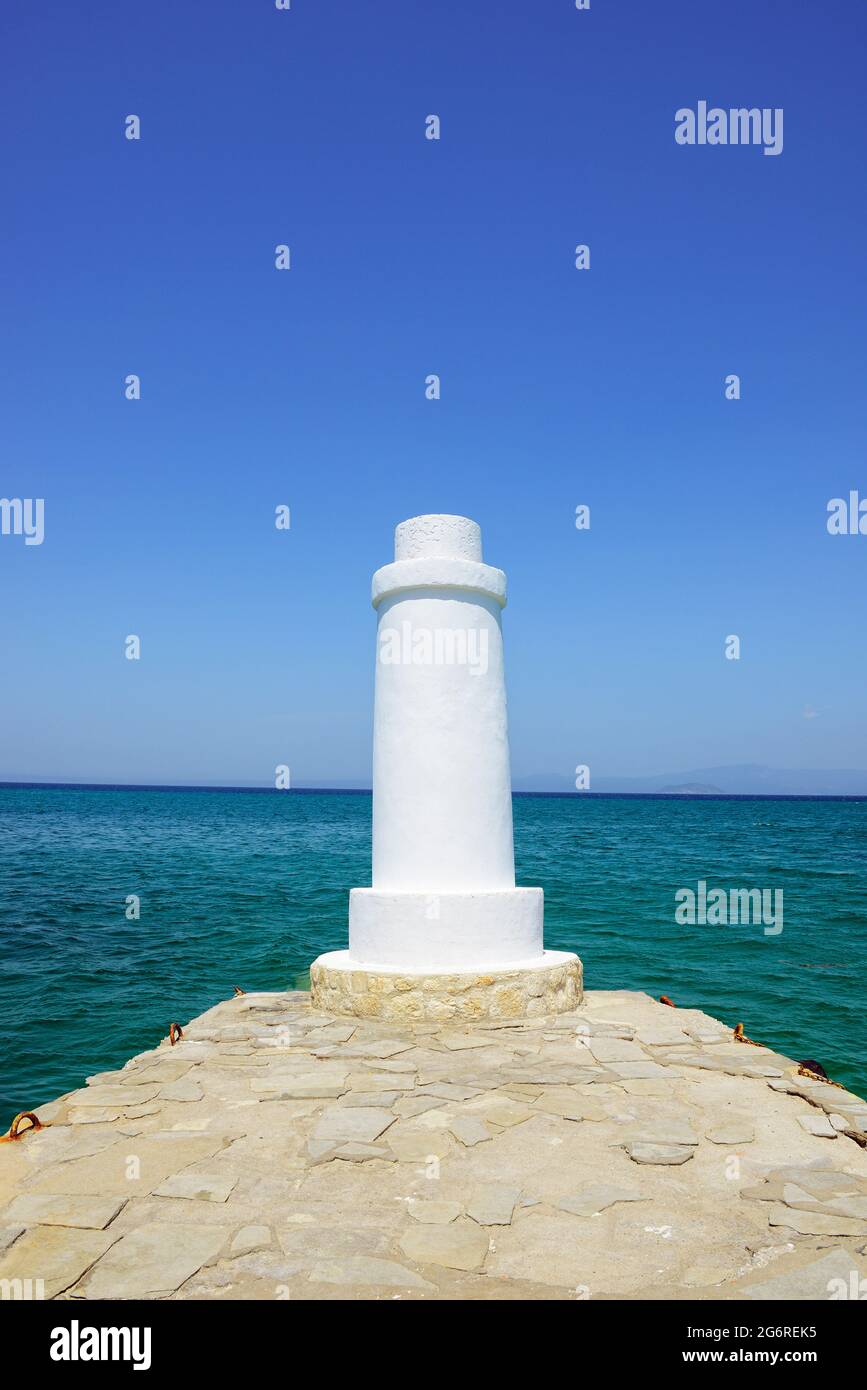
top-left (309, 949), bottom-right (583, 1022)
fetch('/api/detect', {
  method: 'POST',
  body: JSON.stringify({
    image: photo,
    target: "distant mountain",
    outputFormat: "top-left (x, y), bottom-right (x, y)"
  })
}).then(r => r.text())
top-left (512, 764), bottom-right (867, 796)
top-left (657, 783), bottom-right (723, 795)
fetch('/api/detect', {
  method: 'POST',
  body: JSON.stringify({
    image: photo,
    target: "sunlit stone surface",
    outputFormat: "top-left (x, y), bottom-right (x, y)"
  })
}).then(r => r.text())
top-left (2, 988), bottom-right (866, 1301)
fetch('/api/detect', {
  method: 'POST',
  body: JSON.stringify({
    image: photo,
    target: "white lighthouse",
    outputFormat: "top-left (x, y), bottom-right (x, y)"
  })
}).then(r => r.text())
top-left (310, 515), bottom-right (582, 1021)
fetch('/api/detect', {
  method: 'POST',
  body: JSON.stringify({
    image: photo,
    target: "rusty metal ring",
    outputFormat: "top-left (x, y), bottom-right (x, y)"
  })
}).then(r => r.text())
top-left (168, 1022), bottom-right (183, 1046)
top-left (0, 1111), bottom-right (43, 1143)
top-left (733, 1021), bottom-right (761, 1047)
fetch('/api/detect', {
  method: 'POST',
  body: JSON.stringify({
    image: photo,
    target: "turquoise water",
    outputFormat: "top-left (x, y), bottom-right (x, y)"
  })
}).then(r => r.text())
top-left (1, 785), bottom-right (865, 1127)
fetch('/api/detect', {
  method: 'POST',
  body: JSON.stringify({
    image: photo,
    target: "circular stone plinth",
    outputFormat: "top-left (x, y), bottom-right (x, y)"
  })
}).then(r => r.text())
top-left (309, 949), bottom-right (583, 1023)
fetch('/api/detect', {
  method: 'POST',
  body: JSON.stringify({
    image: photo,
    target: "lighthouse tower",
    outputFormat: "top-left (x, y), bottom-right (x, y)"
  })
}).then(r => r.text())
top-left (310, 515), bottom-right (582, 1021)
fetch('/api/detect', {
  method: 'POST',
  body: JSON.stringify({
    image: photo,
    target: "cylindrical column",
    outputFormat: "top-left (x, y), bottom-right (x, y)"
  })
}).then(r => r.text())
top-left (371, 516), bottom-right (514, 891)
top-left (347, 515), bottom-right (542, 970)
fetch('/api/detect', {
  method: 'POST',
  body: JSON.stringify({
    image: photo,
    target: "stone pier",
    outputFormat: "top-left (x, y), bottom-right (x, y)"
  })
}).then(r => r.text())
top-left (2, 988), bottom-right (866, 1301)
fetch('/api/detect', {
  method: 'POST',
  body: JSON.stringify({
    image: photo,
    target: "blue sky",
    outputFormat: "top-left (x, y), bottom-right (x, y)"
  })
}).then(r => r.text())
top-left (2, 0), bottom-right (865, 787)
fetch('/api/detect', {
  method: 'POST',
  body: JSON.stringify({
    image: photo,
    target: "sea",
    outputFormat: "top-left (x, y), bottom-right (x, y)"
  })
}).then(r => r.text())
top-left (1, 784), bottom-right (865, 1128)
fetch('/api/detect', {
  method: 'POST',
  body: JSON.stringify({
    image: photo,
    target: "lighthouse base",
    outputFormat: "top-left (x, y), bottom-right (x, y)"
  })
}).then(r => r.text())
top-left (309, 949), bottom-right (583, 1023)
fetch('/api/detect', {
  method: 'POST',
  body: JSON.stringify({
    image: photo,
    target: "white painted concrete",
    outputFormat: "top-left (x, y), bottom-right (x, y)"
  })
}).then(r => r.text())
top-left (336, 513), bottom-right (553, 972)
top-left (348, 887), bottom-right (543, 971)
top-left (314, 946), bottom-right (579, 977)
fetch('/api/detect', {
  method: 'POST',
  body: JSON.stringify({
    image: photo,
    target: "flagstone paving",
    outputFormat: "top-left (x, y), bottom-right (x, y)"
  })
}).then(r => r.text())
top-left (1, 988), bottom-right (867, 1300)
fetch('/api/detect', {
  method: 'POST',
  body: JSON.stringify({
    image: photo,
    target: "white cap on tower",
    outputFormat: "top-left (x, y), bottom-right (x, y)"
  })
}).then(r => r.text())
top-left (394, 514), bottom-right (483, 562)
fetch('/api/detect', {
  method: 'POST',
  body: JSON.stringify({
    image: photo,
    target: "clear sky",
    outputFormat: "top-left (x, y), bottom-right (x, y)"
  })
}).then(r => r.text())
top-left (2, 1), bottom-right (865, 788)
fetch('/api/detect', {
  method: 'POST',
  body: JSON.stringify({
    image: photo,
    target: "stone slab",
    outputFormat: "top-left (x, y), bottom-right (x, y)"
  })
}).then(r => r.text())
top-left (0, 1225), bottom-right (118, 1299)
top-left (1, 1194), bottom-right (125, 1230)
top-left (77, 1223), bottom-right (227, 1298)
top-left (466, 1185), bottom-right (520, 1226)
top-left (152, 1172), bottom-right (238, 1203)
top-left (399, 1220), bottom-right (490, 1271)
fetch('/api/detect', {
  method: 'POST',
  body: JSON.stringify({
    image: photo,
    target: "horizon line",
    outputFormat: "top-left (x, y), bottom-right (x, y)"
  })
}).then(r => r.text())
top-left (1, 781), bottom-right (866, 803)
